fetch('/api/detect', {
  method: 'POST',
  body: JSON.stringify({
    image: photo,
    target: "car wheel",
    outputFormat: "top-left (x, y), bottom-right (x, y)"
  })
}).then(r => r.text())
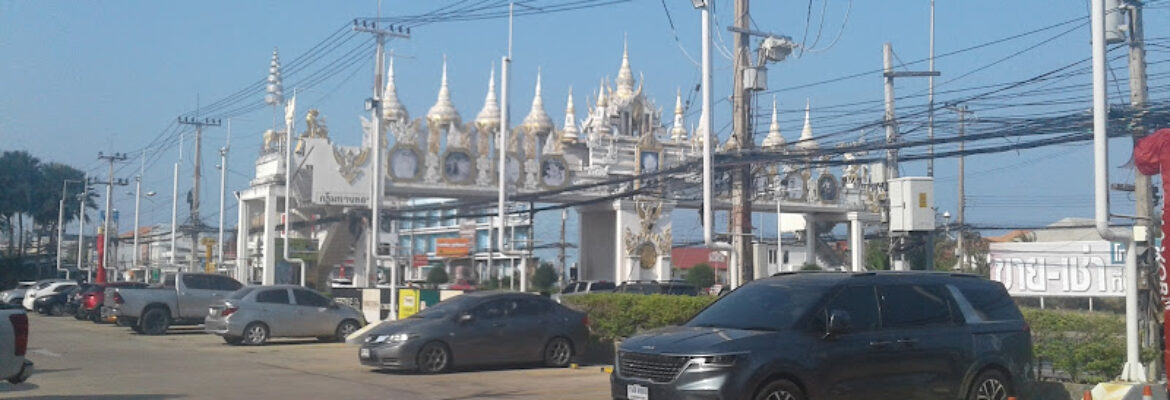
top-left (131, 323), bottom-right (145, 334)
top-left (754, 379), bottom-right (805, 400)
top-left (543, 337), bottom-right (573, 367)
top-left (73, 310), bottom-right (86, 320)
top-left (50, 304), bottom-right (65, 316)
top-left (416, 342), bottom-right (451, 374)
top-left (140, 308), bottom-right (171, 335)
top-left (967, 370), bottom-right (1013, 400)
top-left (334, 320), bottom-right (360, 342)
top-left (243, 322), bottom-right (269, 346)
top-left (223, 335), bottom-right (244, 345)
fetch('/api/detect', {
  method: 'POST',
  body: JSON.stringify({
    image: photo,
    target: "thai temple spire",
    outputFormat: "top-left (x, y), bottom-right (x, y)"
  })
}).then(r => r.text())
top-left (762, 96), bottom-right (786, 149)
top-left (670, 89), bottom-right (687, 141)
top-left (475, 63), bottom-right (501, 132)
top-left (521, 69), bottom-right (554, 135)
top-left (615, 39), bottom-right (636, 100)
top-left (265, 48), bottom-right (283, 106)
top-left (594, 79), bottom-right (611, 134)
top-left (794, 99), bottom-right (819, 152)
top-left (382, 55), bottom-right (409, 123)
top-left (427, 56), bottom-right (461, 127)
top-left (562, 86), bottom-right (580, 142)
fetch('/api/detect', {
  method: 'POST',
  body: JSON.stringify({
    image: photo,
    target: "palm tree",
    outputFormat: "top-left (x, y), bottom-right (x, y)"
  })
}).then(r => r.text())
top-left (33, 163), bottom-right (94, 254)
top-left (0, 151), bottom-right (42, 257)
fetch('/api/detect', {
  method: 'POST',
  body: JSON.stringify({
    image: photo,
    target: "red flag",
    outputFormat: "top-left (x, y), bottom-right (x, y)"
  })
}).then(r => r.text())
top-left (1133, 128), bottom-right (1170, 380)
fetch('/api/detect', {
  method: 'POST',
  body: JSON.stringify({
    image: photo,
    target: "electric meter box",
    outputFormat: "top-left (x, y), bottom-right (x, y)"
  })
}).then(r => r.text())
top-left (889, 177), bottom-right (934, 232)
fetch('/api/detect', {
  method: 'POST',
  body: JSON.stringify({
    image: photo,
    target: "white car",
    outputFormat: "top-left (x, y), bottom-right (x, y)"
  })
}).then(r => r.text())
top-left (22, 281), bottom-right (76, 311)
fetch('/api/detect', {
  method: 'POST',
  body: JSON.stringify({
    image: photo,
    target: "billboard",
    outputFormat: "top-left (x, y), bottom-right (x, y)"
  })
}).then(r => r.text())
top-left (988, 241), bottom-right (1126, 298)
top-left (436, 238), bottom-right (471, 258)
top-left (303, 137), bottom-right (372, 207)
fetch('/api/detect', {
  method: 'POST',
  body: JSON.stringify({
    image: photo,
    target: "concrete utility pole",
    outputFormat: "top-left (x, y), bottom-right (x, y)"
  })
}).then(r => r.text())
top-left (56, 179), bottom-right (82, 279)
top-left (1125, 1), bottom-right (1157, 357)
top-left (954, 105), bottom-right (971, 271)
top-left (78, 174), bottom-right (88, 280)
top-left (95, 152), bottom-right (129, 283)
top-left (882, 43), bottom-right (939, 270)
top-left (132, 157), bottom-right (142, 278)
top-left (217, 120), bottom-right (231, 271)
top-left (730, 0), bottom-right (754, 283)
top-left (177, 115), bottom-right (221, 271)
top-left (927, 0), bottom-right (937, 177)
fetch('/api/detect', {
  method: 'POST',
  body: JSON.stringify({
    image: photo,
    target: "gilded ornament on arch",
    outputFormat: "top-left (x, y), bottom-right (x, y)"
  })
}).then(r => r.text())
top-left (331, 145), bottom-right (370, 184)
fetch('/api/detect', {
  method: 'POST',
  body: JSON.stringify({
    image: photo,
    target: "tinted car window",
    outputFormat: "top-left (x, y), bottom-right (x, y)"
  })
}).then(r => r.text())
top-left (563, 283), bottom-right (579, 294)
top-left (255, 289), bottom-right (290, 304)
top-left (879, 284), bottom-right (955, 328)
top-left (163, 274), bottom-right (177, 288)
top-left (229, 287), bottom-right (256, 300)
top-left (687, 281), bottom-right (827, 331)
top-left (590, 282), bottom-right (616, 291)
top-left (410, 296), bottom-right (472, 319)
top-left (293, 289), bottom-right (331, 308)
top-left (53, 285), bottom-right (74, 293)
top-left (813, 286), bottom-right (880, 332)
top-left (472, 299), bottom-right (508, 320)
top-left (957, 283), bottom-right (1023, 322)
top-left (208, 274), bottom-right (242, 290)
top-left (182, 275), bottom-right (212, 290)
top-left (513, 298), bottom-right (549, 317)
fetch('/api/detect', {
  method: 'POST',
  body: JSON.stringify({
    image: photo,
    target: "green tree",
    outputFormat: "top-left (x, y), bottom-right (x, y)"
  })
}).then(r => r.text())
top-left (532, 262), bottom-right (558, 290)
top-left (426, 266), bottom-right (450, 284)
top-left (684, 263), bottom-right (716, 289)
top-left (0, 151), bottom-right (42, 257)
top-left (32, 163), bottom-right (92, 253)
top-left (864, 239), bottom-right (890, 270)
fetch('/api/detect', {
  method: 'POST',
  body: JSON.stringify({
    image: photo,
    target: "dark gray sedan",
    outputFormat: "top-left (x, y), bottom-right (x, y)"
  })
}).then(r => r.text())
top-left (358, 291), bottom-right (589, 373)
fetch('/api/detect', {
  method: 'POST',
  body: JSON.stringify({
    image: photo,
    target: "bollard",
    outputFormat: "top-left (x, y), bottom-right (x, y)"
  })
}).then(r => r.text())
top-left (1144, 385), bottom-right (1154, 400)
top-left (1084, 390), bottom-right (1093, 400)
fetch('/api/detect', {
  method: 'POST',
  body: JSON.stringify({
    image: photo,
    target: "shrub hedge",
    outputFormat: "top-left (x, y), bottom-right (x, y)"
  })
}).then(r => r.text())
top-left (1021, 307), bottom-right (1156, 384)
top-left (562, 294), bottom-right (716, 342)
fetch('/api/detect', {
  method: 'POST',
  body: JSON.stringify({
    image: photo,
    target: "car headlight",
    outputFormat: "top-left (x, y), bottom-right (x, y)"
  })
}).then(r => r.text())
top-left (690, 354), bottom-right (739, 368)
top-left (367, 333), bottom-right (412, 344)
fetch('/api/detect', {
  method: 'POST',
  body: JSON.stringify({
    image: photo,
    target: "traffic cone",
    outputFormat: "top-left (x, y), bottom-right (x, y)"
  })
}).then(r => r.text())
top-left (1144, 385), bottom-right (1154, 400)
top-left (1084, 390), bottom-right (1092, 400)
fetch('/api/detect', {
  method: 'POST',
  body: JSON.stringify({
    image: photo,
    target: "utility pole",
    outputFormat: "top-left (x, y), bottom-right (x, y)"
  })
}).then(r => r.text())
top-left (133, 156), bottom-right (142, 279)
top-left (882, 43), bottom-right (939, 270)
top-left (56, 179), bottom-right (81, 279)
top-left (177, 115), bottom-right (221, 271)
top-left (217, 120), bottom-right (231, 271)
top-left (954, 105), bottom-right (971, 271)
top-left (559, 208), bottom-right (567, 284)
top-left (1124, 0), bottom-right (1156, 359)
top-left (95, 152), bottom-right (129, 283)
top-left (927, 0), bottom-right (936, 177)
top-left (171, 131), bottom-right (183, 267)
top-left (730, 0), bottom-right (754, 284)
top-left (78, 174), bottom-right (88, 281)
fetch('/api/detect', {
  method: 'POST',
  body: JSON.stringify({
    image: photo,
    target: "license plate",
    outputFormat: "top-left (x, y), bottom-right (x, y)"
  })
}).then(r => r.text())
top-left (360, 348), bottom-right (371, 359)
top-left (627, 384), bottom-right (648, 400)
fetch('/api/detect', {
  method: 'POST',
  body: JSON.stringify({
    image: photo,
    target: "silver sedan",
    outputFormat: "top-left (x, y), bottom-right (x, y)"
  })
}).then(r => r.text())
top-left (205, 285), bottom-right (365, 345)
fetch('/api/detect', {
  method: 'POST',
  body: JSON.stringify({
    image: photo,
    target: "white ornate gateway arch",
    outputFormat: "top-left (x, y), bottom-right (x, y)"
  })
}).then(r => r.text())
top-left (237, 44), bottom-right (882, 287)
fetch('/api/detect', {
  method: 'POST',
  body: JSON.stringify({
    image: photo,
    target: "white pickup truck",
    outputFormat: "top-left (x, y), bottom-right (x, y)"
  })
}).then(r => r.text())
top-left (107, 273), bottom-right (242, 335)
top-left (0, 306), bottom-right (32, 384)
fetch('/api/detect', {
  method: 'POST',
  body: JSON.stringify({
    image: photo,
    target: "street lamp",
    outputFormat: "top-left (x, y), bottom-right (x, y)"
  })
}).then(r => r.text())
top-left (57, 179), bottom-right (83, 279)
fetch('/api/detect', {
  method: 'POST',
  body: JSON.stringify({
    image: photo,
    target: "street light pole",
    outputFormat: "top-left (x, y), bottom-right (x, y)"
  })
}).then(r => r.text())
top-left (79, 175), bottom-right (88, 282)
top-left (57, 179), bottom-right (81, 279)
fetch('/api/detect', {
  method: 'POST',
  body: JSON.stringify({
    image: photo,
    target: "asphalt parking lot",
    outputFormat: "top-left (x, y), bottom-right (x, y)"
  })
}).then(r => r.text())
top-left (0, 314), bottom-right (612, 400)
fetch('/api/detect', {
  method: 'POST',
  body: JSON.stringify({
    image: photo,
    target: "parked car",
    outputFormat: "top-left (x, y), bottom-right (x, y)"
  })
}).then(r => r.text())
top-left (611, 271), bottom-right (1034, 400)
top-left (34, 285), bottom-right (83, 316)
top-left (107, 272), bottom-right (242, 335)
top-left (0, 306), bottom-right (32, 384)
top-left (20, 279), bottom-right (72, 310)
top-left (0, 282), bottom-right (37, 305)
top-left (64, 283), bottom-right (92, 317)
top-left (205, 285), bottom-right (365, 346)
top-left (551, 280), bottom-right (616, 303)
top-left (22, 281), bottom-right (77, 311)
top-left (614, 280), bottom-right (700, 296)
top-left (76, 282), bottom-right (149, 322)
top-left (359, 291), bottom-right (589, 373)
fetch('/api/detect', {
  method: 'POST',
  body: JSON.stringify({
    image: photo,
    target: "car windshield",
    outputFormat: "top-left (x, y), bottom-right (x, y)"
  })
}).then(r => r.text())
top-left (686, 281), bottom-right (828, 331)
top-left (410, 296), bottom-right (472, 319)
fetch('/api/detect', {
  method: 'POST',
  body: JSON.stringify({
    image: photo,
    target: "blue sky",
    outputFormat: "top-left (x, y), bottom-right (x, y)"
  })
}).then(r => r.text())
top-left (2, 1), bottom-right (1168, 265)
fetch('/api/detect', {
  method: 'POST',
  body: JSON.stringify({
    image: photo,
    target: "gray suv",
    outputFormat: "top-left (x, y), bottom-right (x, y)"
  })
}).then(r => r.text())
top-left (611, 271), bottom-right (1033, 400)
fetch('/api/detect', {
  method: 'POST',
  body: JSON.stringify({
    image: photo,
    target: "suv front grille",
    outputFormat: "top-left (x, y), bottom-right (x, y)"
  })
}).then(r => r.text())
top-left (618, 352), bottom-right (688, 383)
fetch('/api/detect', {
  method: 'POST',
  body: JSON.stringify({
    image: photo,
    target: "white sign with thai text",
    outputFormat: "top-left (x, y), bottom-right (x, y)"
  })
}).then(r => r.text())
top-left (989, 241), bottom-right (1126, 298)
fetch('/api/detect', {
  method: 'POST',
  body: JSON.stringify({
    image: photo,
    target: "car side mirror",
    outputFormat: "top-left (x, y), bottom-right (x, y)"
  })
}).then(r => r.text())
top-left (826, 310), bottom-right (852, 337)
top-left (459, 313), bottom-right (474, 323)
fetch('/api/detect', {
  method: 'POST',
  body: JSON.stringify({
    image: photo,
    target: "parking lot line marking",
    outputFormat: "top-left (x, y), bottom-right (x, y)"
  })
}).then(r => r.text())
top-left (30, 348), bottom-right (62, 357)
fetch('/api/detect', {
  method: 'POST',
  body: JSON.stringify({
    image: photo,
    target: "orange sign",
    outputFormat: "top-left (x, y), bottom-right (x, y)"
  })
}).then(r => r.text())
top-left (412, 254), bottom-right (429, 267)
top-left (436, 238), bottom-right (471, 258)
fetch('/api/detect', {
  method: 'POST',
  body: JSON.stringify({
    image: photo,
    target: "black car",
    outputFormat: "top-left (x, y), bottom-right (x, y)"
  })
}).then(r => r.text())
top-left (35, 285), bottom-right (83, 316)
top-left (66, 283), bottom-right (93, 319)
top-left (615, 281), bottom-right (700, 296)
top-left (358, 291), bottom-right (590, 373)
top-left (611, 271), bottom-right (1034, 400)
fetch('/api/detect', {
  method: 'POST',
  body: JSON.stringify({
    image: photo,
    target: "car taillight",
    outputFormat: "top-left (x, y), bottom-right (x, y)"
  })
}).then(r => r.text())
top-left (10, 313), bottom-right (28, 357)
top-left (221, 307), bottom-right (238, 317)
top-left (113, 292), bottom-right (124, 304)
